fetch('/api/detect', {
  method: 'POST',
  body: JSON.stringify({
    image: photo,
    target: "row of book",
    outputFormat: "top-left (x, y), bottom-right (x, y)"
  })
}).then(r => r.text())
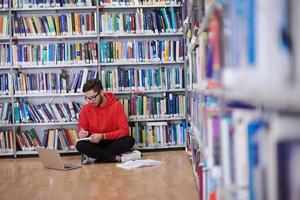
top-left (15, 128), bottom-right (79, 151)
top-left (13, 71), bottom-right (67, 95)
top-left (14, 99), bottom-right (83, 123)
top-left (101, 67), bottom-right (184, 91)
top-left (187, 14), bottom-right (221, 90)
top-left (13, 119), bottom-right (186, 152)
top-left (4, 39), bottom-right (184, 65)
top-left (0, 130), bottom-right (13, 153)
top-left (2, 66), bottom-right (183, 95)
top-left (99, 39), bottom-right (184, 63)
top-left (0, 44), bottom-right (10, 66)
top-left (0, 16), bottom-right (9, 37)
top-left (0, 102), bottom-right (12, 124)
top-left (43, 128), bottom-right (78, 150)
top-left (12, 0), bottom-right (96, 8)
top-left (195, 109), bottom-right (300, 200)
top-left (12, 42), bottom-right (98, 66)
top-left (118, 93), bottom-right (185, 119)
top-left (98, 0), bottom-right (182, 6)
top-left (129, 121), bottom-right (186, 147)
top-left (12, 69), bottom-right (97, 95)
top-left (99, 7), bottom-right (182, 34)
top-left (13, 13), bottom-right (97, 37)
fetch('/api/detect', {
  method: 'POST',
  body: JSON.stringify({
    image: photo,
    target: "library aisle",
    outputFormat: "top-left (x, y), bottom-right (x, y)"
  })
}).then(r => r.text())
top-left (0, 150), bottom-right (198, 200)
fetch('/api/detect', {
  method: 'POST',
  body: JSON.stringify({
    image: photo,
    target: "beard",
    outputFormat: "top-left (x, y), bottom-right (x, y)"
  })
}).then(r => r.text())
top-left (93, 95), bottom-right (103, 107)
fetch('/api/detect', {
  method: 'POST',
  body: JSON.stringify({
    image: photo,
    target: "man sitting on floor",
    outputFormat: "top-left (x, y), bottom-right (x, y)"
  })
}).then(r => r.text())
top-left (76, 79), bottom-right (141, 164)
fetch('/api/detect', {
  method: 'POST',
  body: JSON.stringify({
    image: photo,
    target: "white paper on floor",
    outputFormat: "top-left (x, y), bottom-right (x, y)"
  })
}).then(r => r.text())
top-left (116, 159), bottom-right (162, 170)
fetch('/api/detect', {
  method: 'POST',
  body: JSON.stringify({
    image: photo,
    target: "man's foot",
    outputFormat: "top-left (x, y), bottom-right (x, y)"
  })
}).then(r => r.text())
top-left (81, 154), bottom-right (97, 165)
top-left (120, 150), bottom-right (142, 162)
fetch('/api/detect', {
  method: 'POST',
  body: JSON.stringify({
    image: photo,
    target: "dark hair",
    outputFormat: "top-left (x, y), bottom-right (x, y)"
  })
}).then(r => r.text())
top-left (83, 79), bottom-right (103, 93)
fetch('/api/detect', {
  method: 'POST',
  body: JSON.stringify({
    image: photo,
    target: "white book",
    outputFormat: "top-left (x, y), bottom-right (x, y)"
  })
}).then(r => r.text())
top-left (77, 136), bottom-right (92, 142)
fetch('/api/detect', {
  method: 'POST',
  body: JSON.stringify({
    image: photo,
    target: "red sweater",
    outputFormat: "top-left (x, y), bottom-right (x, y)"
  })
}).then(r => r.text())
top-left (78, 92), bottom-right (129, 140)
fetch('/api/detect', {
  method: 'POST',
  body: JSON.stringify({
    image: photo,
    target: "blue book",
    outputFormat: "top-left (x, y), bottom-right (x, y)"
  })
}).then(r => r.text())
top-left (174, 94), bottom-right (178, 116)
top-left (49, 44), bottom-right (54, 63)
top-left (168, 7), bottom-right (176, 31)
top-left (14, 102), bottom-right (21, 124)
top-left (139, 69), bottom-right (144, 88)
top-left (247, 120), bottom-right (268, 200)
top-left (20, 99), bottom-right (28, 123)
top-left (6, 45), bottom-right (10, 63)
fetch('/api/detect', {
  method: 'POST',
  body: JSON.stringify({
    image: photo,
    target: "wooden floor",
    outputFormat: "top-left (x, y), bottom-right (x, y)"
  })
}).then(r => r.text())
top-left (0, 150), bottom-right (198, 200)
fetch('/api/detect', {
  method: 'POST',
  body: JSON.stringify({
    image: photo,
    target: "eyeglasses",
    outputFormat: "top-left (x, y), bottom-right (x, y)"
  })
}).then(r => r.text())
top-left (85, 91), bottom-right (101, 102)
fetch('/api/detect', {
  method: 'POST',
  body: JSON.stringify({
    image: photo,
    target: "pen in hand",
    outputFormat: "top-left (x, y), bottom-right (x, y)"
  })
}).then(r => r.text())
top-left (79, 128), bottom-right (89, 138)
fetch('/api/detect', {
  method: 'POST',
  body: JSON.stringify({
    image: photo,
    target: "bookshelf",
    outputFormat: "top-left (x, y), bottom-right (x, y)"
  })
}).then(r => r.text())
top-left (185, 0), bottom-right (300, 200)
top-left (98, 0), bottom-right (187, 150)
top-left (0, 0), bottom-right (187, 157)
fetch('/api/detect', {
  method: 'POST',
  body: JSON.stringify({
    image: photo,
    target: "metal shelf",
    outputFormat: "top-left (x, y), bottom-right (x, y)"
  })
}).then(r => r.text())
top-left (100, 61), bottom-right (184, 66)
top-left (12, 35), bottom-right (97, 40)
top-left (0, 36), bottom-right (10, 40)
top-left (0, 123), bottom-right (13, 127)
top-left (129, 116), bottom-right (185, 122)
top-left (12, 63), bottom-right (98, 69)
top-left (15, 149), bottom-right (78, 156)
top-left (100, 4), bottom-right (182, 9)
top-left (0, 152), bottom-right (14, 156)
top-left (11, 6), bottom-right (97, 11)
top-left (112, 88), bottom-right (185, 94)
top-left (100, 32), bottom-right (183, 38)
top-left (0, 8), bottom-right (9, 12)
top-left (0, 65), bottom-right (11, 69)
top-left (14, 93), bottom-right (84, 98)
top-left (0, 95), bottom-right (12, 98)
top-left (15, 121), bottom-right (78, 126)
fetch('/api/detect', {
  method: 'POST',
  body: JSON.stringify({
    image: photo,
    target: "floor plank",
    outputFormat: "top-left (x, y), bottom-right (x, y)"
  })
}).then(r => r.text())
top-left (0, 150), bottom-right (198, 200)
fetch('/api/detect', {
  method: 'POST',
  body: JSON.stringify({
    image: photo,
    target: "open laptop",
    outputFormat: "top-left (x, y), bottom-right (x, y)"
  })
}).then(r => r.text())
top-left (36, 147), bottom-right (82, 171)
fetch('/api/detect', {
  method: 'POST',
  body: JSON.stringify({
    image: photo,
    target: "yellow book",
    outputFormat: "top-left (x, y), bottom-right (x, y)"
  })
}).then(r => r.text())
top-left (76, 43), bottom-right (81, 62)
top-left (55, 15), bottom-right (60, 36)
top-left (103, 13), bottom-right (108, 33)
top-left (32, 16), bottom-right (41, 36)
top-left (28, 16), bottom-right (38, 36)
top-left (75, 13), bottom-right (79, 35)
top-left (143, 96), bottom-right (148, 118)
top-left (164, 40), bottom-right (169, 62)
top-left (179, 95), bottom-right (183, 117)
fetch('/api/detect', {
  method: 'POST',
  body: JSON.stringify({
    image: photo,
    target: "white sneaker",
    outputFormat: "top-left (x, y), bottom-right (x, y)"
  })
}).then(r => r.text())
top-left (121, 150), bottom-right (142, 162)
top-left (81, 154), bottom-right (97, 165)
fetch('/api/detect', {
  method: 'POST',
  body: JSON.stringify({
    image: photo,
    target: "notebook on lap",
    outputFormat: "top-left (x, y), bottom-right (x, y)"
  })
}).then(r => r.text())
top-left (36, 147), bottom-right (81, 171)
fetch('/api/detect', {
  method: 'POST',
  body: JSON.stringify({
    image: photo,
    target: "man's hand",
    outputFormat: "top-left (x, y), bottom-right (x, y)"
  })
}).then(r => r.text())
top-left (90, 134), bottom-right (103, 143)
top-left (78, 128), bottom-right (89, 138)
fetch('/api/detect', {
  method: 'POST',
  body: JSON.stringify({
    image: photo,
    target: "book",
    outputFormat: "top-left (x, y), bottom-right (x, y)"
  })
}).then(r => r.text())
top-left (116, 159), bottom-right (162, 170)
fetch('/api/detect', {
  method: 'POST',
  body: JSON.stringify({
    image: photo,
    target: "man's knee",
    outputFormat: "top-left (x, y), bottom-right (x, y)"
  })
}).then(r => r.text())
top-left (123, 136), bottom-right (135, 148)
top-left (76, 141), bottom-right (87, 152)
